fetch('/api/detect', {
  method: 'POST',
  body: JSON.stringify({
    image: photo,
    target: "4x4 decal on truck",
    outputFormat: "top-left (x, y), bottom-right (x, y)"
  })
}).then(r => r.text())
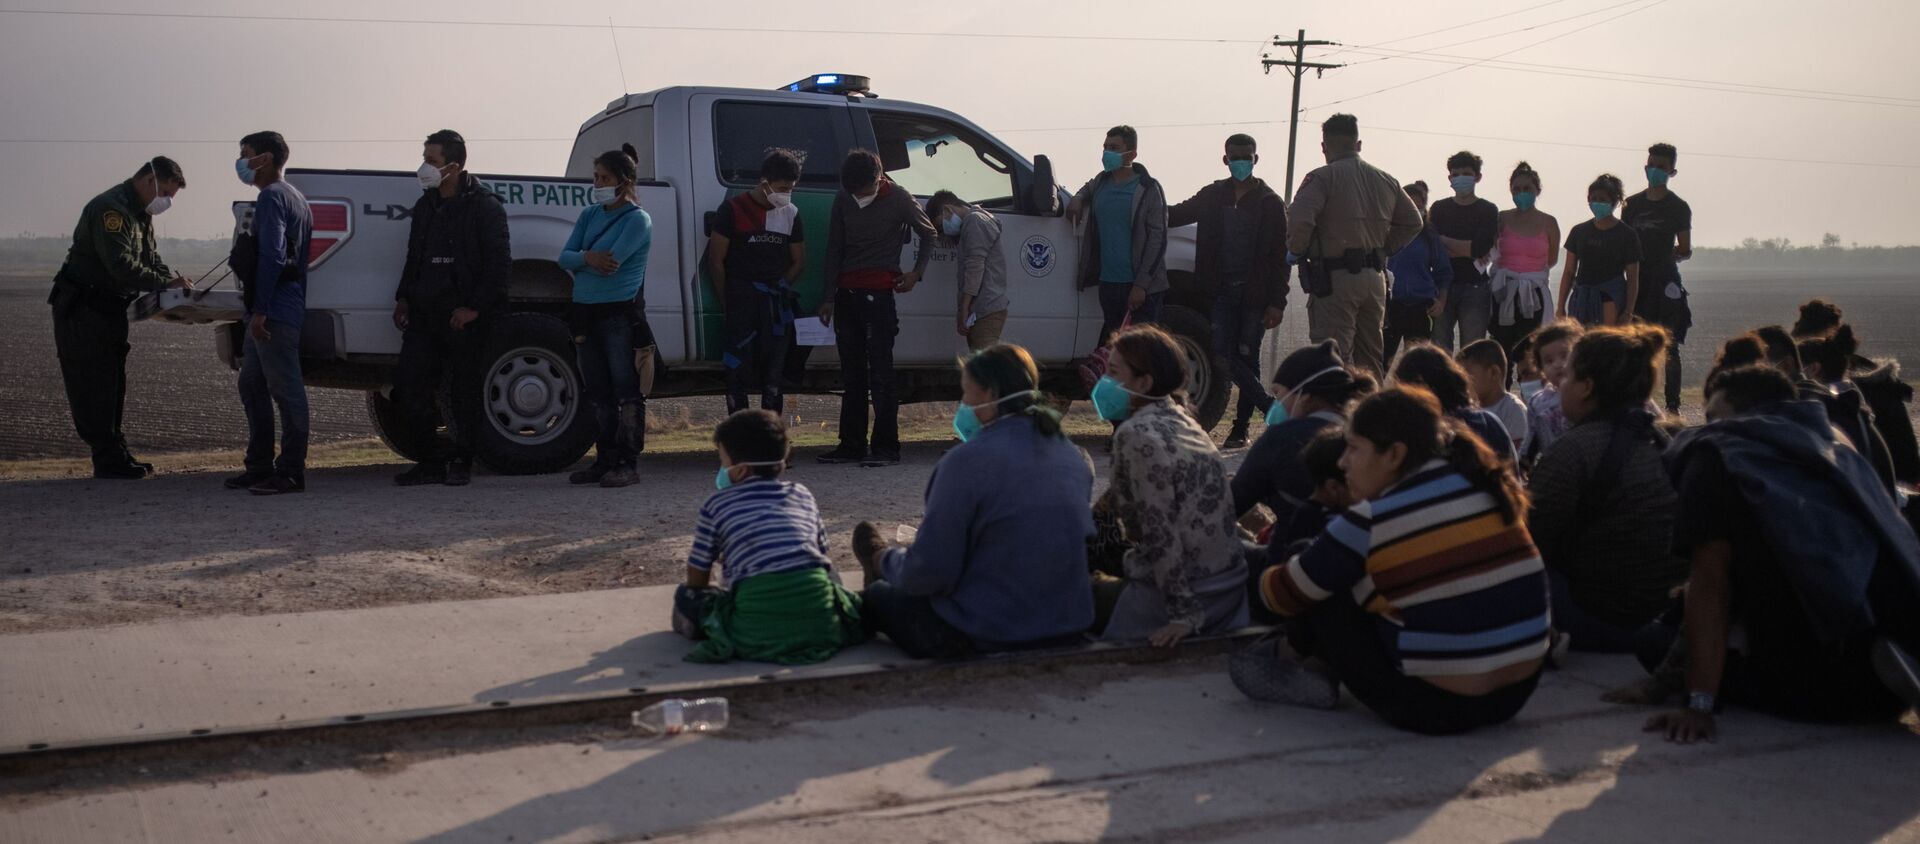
top-left (1020, 235), bottom-right (1055, 278)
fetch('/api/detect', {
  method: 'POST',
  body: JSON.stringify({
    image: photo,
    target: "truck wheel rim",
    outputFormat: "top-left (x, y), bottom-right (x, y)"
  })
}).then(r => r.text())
top-left (1175, 335), bottom-right (1212, 403)
top-left (486, 346), bottom-right (577, 446)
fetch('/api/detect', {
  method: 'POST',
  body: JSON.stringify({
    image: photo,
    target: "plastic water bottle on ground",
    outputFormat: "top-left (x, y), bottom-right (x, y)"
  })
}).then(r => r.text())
top-left (632, 698), bottom-right (729, 736)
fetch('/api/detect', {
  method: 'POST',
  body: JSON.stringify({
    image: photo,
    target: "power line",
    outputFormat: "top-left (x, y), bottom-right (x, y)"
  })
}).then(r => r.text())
top-left (1302, 0), bottom-right (1669, 113)
top-left (1332, 46), bottom-right (1920, 107)
top-left (0, 7), bottom-right (1261, 45)
top-left (990, 119), bottom-right (1920, 171)
top-left (0, 138), bottom-right (572, 144)
top-left (1317, 0), bottom-right (1584, 60)
top-left (1332, 0), bottom-right (1656, 69)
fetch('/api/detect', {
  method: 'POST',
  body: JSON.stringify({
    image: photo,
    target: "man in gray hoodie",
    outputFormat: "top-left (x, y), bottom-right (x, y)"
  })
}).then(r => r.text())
top-left (815, 149), bottom-right (936, 468)
top-left (1067, 125), bottom-right (1169, 349)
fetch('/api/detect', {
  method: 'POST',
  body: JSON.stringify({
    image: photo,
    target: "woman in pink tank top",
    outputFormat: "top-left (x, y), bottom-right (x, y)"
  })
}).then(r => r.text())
top-left (1489, 162), bottom-right (1562, 354)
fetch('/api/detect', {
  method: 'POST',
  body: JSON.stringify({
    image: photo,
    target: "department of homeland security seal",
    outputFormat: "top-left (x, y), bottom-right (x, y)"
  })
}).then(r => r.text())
top-left (1020, 235), bottom-right (1055, 278)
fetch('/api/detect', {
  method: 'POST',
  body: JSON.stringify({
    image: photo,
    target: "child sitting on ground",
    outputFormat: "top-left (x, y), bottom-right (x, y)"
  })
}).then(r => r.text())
top-left (1521, 320), bottom-right (1585, 466)
top-left (675, 409), bottom-right (866, 664)
top-left (1512, 334), bottom-right (1545, 403)
top-left (1459, 339), bottom-right (1529, 456)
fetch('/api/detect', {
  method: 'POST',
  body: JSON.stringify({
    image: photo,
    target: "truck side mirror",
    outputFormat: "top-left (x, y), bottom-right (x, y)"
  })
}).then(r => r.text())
top-left (1026, 154), bottom-right (1061, 217)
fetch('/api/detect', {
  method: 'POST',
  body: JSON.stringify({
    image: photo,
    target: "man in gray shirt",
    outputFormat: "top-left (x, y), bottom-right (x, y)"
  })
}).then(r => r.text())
top-left (927, 190), bottom-right (1007, 351)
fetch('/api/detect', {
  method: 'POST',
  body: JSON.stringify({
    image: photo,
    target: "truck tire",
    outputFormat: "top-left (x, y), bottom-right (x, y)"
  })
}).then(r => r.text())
top-left (365, 389), bottom-right (444, 465)
top-left (1155, 304), bottom-right (1229, 432)
top-left (473, 312), bottom-right (597, 475)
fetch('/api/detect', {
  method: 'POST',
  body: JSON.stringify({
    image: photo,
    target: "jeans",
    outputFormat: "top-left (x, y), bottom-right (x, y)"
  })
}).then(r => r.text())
top-left (1381, 298), bottom-right (1434, 367)
top-left (1287, 593), bottom-right (1541, 735)
top-left (575, 311), bottom-right (642, 467)
top-left (1435, 279), bottom-right (1491, 352)
top-left (834, 288), bottom-right (901, 454)
top-left (1097, 282), bottom-right (1166, 348)
top-left (1208, 290), bottom-right (1273, 428)
top-left (50, 301), bottom-right (132, 467)
top-left (862, 580), bottom-right (976, 659)
top-left (392, 322), bottom-right (490, 463)
top-left (724, 282), bottom-right (791, 415)
top-left (1305, 269), bottom-right (1387, 376)
top-left (238, 320), bottom-right (309, 479)
top-left (1547, 570), bottom-right (1643, 654)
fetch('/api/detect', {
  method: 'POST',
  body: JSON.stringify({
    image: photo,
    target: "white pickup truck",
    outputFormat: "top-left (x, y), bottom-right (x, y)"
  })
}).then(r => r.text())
top-left (140, 73), bottom-right (1222, 474)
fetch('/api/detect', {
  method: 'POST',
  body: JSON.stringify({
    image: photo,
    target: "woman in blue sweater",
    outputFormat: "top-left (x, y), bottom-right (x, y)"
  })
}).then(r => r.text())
top-left (851, 344), bottom-right (1097, 657)
top-left (558, 145), bottom-right (654, 487)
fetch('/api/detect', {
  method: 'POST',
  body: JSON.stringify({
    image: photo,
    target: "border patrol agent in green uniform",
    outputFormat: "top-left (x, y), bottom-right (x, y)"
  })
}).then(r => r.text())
top-left (46, 157), bottom-right (192, 479)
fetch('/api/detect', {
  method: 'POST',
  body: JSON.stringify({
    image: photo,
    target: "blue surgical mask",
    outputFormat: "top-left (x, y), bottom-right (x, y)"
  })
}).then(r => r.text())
top-left (1228, 160), bottom-right (1254, 182)
top-left (590, 185), bottom-right (618, 205)
top-left (1449, 174), bottom-right (1476, 194)
top-left (715, 460), bottom-right (785, 490)
top-left (1518, 379), bottom-right (1545, 403)
top-left (234, 157), bottom-right (258, 186)
top-left (1645, 166), bottom-right (1670, 187)
top-left (1101, 150), bottom-right (1125, 173)
top-left (1091, 375), bottom-right (1150, 422)
top-left (1513, 191), bottom-right (1537, 211)
top-left (941, 213), bottom-right (963, 237)
top-left (952, 391), bottom-right (1032, 442)
top-left (1264, 365), bottom-right (1343, 428)
top-left (1589, 201), bottom-right (1614, 220)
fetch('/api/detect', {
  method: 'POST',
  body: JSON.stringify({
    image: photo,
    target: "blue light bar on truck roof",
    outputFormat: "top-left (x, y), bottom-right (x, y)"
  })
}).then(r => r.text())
top-left (784, 74), bottom-right (872, 96)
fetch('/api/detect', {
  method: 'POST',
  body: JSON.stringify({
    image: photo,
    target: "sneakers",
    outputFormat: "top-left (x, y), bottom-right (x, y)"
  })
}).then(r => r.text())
top-left (443, 460), bottom-right (472, 487)
top-left (1871, 637), bottom-right (1920, 712)
top-left (568, 462), bottom-right (611, 485)
top-left (91, 463), bottom-right (147, 481)
top-left (861, 449), bottom-right (901, 468)
top-left (223, 470), bottom-right (273, 490)
top-left (816, 447), bottom-right (865, 465)
top-left (1547, 630), bottom-right (1574, 669)
top-left (852, 520), bottom-right (888, 584)
top-left (671, 606), bottom-right (706, 640)
top-left (248, 476), bottom-right (305, 496)
top-left (598, 465), bottom-right (638, 488)
top-left (1228, 636), bottom-right (1340, 709)
top-left (394, 463), bottom-right (447, 486)
top-left (1223, 423), bottom-right (1251, 450)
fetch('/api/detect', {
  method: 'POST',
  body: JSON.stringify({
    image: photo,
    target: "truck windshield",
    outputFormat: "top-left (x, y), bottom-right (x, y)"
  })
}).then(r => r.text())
top-left (869, 112), bottom-right (1015, 208)
top-left (568, 107), bottom-right (654, 180)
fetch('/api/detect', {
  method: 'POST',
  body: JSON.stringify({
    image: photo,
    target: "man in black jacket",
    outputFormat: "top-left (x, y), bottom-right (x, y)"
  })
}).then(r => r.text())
top-left (1168, 134), bottom-right (1289, 448)
top-left (391, 129), bottom-right (512, 487)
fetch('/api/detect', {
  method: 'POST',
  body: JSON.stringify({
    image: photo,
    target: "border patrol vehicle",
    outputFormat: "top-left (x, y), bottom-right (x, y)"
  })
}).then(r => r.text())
top-left (141, 74), bottom-right (1224, 473)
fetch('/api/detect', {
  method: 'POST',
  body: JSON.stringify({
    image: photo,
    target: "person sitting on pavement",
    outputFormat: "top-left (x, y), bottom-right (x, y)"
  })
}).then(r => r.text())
top-left (1088, 325), bottom-right (1249, 647)
top-left (1801, 324), bottom-right (1908, 495)
top-left (1251, 386), bottom-right (1550, 734)
top-left (1232, 340), bottom-right (1375, 539)
top-left (1520, 319), bottom-right (1585, 466)
top-left (1617, 366), bottom-right (1920, 743)
top-left (1511, 333), bottom-right (1545, 404)
top-left (673, 410), bottom-right (865, 665)
top-left (1391, 344), bottom-right (1516, 463)
top-left (1457, 339), bottom-right (1529, 456)
top-left (1527, 325), bottom-right (1685, 653)
top-left (1741, 324), bottom-right (1897, 496)
top-left (851, 344), bottom-right (1096, 659)
top-left (1793, 300), bottom-right (1920, 485)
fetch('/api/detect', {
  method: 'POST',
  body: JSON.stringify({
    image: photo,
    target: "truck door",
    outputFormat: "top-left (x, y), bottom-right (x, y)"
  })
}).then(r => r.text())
top-left (851, 107), bottom-right (1086, 365)
top-left (686, 94), bottom-right (858, 363)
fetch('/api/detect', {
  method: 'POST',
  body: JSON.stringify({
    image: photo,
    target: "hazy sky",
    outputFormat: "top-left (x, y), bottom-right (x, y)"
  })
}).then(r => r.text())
top-left (3, 0), bottom-right (1917, 247)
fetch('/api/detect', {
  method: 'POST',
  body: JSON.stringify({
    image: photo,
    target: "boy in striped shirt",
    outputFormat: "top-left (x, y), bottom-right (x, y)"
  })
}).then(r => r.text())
top-left (674, 410), bottom-right (865, 664)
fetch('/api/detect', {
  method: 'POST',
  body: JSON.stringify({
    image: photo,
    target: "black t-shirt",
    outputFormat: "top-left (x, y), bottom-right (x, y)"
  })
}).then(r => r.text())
top-left (1622, 190), bottom-right (1691, 274)
top-left (1427, 197), bottom-right (1499, 285)
top-left (1565, 220), bottom-right (1643, 286)
top-left (711, 193), bottom-right (805, 285)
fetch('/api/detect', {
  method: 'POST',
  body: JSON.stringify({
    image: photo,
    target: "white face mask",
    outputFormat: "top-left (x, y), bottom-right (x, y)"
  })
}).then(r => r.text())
top-left (590, 185), bottom-right (619, 205)
top-left (768, 191), bottom-right (793, 208)
top-left (853, 192), bottom-right (877, 209)
top-left (145, 194), bottom-right (172, 216)
top-left (417, 162), bottom-right (447, 190)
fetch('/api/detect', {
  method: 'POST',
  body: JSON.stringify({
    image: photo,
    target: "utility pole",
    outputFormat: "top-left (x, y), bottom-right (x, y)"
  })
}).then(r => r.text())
top-left (1261, 31), bottom-right (1342, 202)
top-left (1258, 32), bottom-right (1343, 385)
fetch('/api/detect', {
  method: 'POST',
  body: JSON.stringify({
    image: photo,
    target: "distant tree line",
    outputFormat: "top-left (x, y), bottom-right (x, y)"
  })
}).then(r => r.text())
top-left (1691, 234), bottom-right (1920, 270)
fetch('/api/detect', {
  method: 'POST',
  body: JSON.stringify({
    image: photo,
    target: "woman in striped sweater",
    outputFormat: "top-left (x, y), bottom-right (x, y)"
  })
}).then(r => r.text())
top-left (1251, 386), bottom-right (1549, 735)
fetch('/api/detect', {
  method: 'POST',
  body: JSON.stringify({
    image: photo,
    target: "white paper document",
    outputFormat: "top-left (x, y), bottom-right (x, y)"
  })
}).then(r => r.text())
top-left (793, 316), bottom-right (837, 346)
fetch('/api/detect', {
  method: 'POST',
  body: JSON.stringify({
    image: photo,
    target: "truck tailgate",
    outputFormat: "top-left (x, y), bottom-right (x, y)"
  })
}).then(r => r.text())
top-left (130, 287), bottom-right (246, 324)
